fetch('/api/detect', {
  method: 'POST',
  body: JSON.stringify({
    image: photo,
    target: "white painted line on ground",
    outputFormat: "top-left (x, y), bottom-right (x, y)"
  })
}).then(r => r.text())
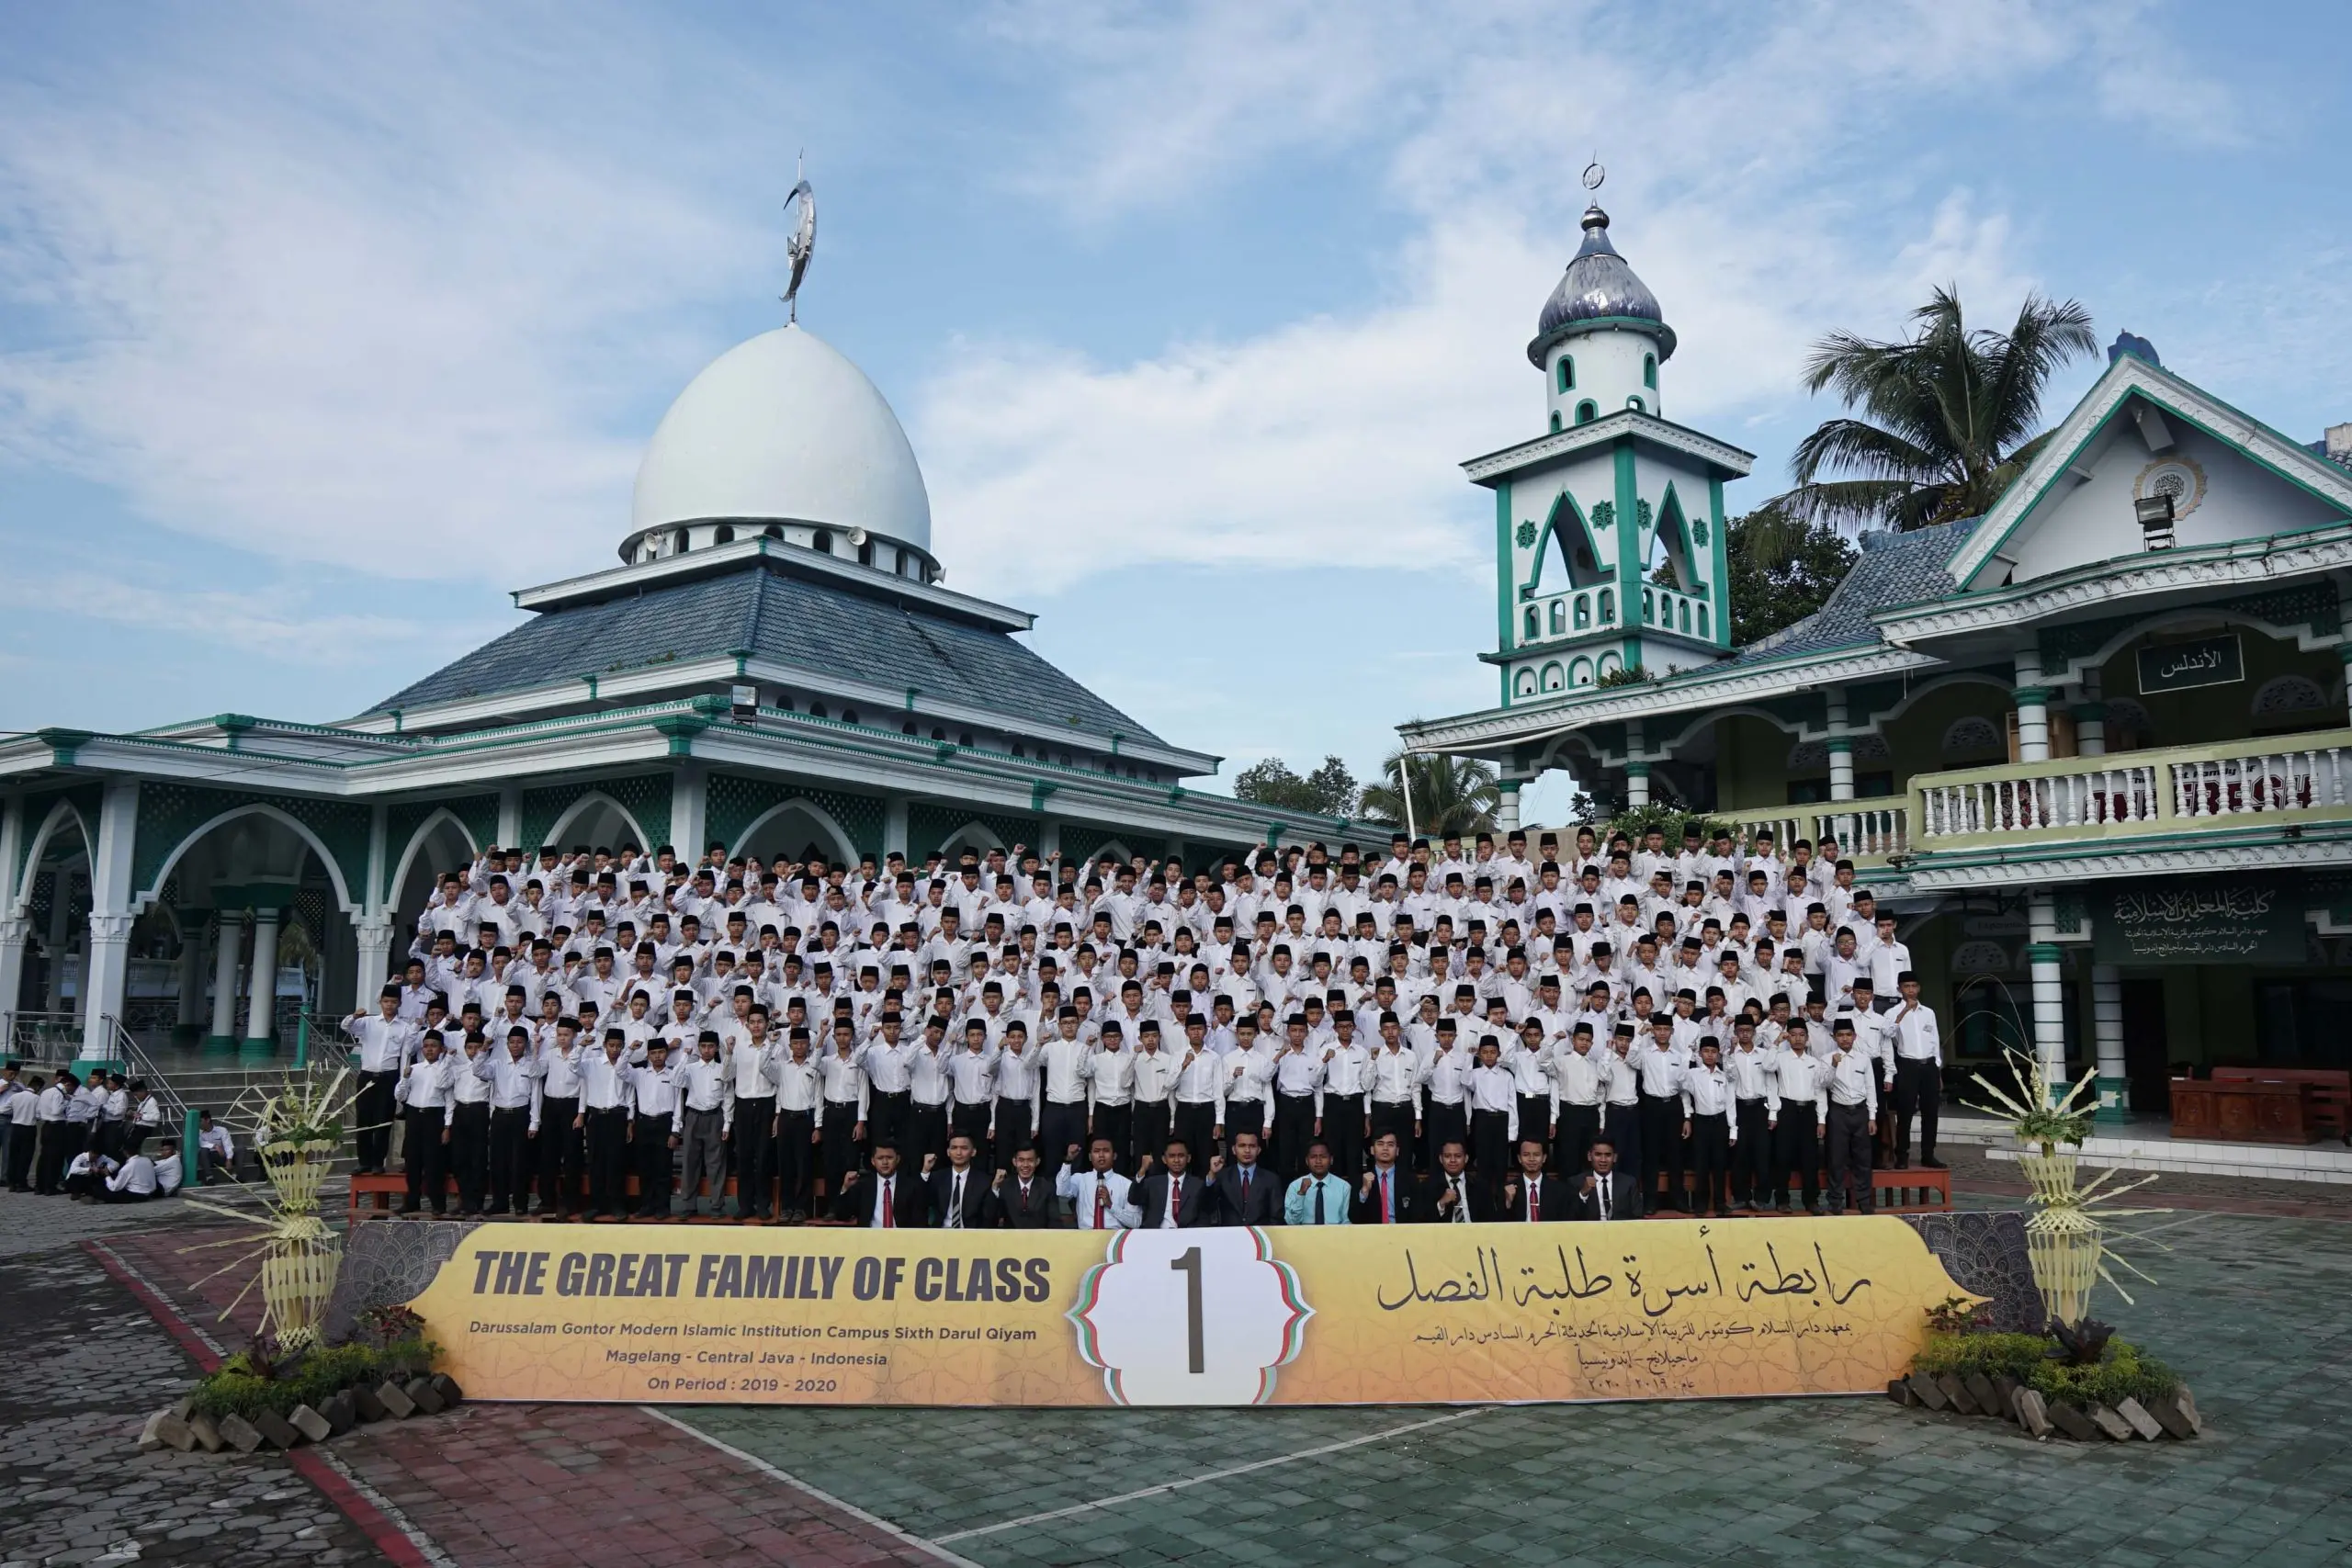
top-left (640, 1405), bottom-right (987, 1568)
top-left (933, 1404), bottom-right (1496, 1543)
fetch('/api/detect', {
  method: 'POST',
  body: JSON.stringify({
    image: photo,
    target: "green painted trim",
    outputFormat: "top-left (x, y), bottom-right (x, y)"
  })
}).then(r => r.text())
top-left (2025, 942), bottom-right (2063, 965)
top-left (1612, 439), bottom-right (1639, 636)
top-left (2012, 687), bottom-right (2052, 705)
top-left (1623, 761), bottom-right (1650, 777)
top-left (1494, 480), bottom-right (1514, 655)
top-left (1707, 476), bottom-right (1731, 648)
top-left (1826, 736), bottom-right (1855, 754)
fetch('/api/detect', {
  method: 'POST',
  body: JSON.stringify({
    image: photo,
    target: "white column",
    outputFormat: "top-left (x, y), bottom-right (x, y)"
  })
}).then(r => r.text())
top-left (43, 874), bottom-right (71, 1013)
top-left (1496, 779), bottom-right (1521, 836)
top-left (496, 783), bottom-right (523, 851)
top-left (2026, 891), bottom-right (2066, 1099)
top-left (2073, 670), bottom-right (2106, 758)
top-left (671, 761), bottom-right (710, 863)
top-left (2015, 650), bottom-right (2051, 764)
top-left (0, 795), bottom-right (20, 1032)
top-left (2091, 962), bottom-right (2127, 1122)
top-left (1623, 721), bottom-right (1649, 809)
top-left (353, 914), bottom-right (398, 1014)
top-left (174, 914), bottom-right (206, 1031)
top-left (207, 911), bottom-right (244, 1050)
top-left (884, 796), bottom-right (910, 860)
top-left (1036, 818), bottom-right (1061, 860)
top-left (243, 907), bottom-right (282, 1049)
top-left (77, 778), bottom-right (139, 1061)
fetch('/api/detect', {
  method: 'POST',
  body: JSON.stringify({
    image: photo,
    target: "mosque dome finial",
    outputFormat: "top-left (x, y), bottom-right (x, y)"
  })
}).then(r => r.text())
top-left (1528, 199), bottom-right (1675, 369)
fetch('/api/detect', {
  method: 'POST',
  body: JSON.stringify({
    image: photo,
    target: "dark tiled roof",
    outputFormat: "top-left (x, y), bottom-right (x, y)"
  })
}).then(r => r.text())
top-left (371, 563), bottom-right (1163, 742)
top-left (1731, 518), bottom-right (1980, 665)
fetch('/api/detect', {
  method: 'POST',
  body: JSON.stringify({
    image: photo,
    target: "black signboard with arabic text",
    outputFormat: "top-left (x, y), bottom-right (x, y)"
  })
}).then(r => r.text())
top-left (2096, 879), bottom-right (2303, 965)
top-left (2136, 633), bottom-right (2243, 695)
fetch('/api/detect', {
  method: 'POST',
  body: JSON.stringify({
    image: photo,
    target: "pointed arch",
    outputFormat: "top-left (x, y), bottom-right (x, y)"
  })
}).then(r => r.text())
top-left (1649, 483), bottom-right (1700, 590)
top-left (933, 819), bottom-right (1010, 862)
top-left (385, 807), bottom-right (483, 911)
top-left (131, 803), bottom-right (362, 918)
top-left (542, 790), bottom-right (654, 857)
top-left (729, 797), bottom-right (860, 868)
top-left (1525, 491), bottom-right (1609, 597)
top-left (12, 796), bottom-right (95, 916)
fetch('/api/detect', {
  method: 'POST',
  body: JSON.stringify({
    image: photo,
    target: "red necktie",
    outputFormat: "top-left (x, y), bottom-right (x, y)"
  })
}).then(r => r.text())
top-left (881, 1178), bottom-right (894, 1227)
top-left (1380, 1171), bottom-right (1392, 1224)
top-left (1530, 1184), bottom-right (1540, 1223)
top-left (1094, 1181), bottom-right (1108, 1228)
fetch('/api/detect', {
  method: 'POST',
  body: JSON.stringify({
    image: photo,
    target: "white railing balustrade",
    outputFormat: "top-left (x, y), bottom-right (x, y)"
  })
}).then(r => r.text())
top-left (2171, 745), bottom-right (2350, 820)
top-left (1918, 766), bottom-right (2160, 837)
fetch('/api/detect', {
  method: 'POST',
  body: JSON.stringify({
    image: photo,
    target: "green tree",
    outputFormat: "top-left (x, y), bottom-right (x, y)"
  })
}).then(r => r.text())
top-left (1358, 750), bottom-right (1498, 837)
top-left (1724, 510), bottom-right (1856, 645)
top-left (1232, 754), bottom-right (1359, 818)
top-left (1750, 287), bottom-right (2097, 563)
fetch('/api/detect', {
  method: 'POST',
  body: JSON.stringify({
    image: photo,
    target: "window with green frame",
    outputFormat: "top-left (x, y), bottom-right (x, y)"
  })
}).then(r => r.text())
top-left (1642, 352), bottom-right (1657, 389)
top-left (1549, 410), bottom-right (1562, 433)
top-left (1575, 400), bottom-right (1598, 425)
top-left (1555, 356), bottom-right (1575, 394)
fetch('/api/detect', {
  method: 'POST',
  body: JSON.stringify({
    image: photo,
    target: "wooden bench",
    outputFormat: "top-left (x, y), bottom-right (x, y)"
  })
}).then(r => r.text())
top-left (2170, 1077), bottom-right (2321, 1145)
top-left (2212, 1066), bottom-right (2350, 1143)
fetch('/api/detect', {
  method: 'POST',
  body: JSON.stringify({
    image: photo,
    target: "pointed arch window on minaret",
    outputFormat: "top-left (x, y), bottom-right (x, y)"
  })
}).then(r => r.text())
top-left (1643, 353), bottom-right (1657, 389)
top-left (1575, 400), bottom-right (1598, 425)
top-left (1555, 356), bottom-right (1575, 394)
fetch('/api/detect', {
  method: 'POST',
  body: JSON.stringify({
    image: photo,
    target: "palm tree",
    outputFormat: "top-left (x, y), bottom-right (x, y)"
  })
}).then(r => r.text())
top-left (1359, 750), bottom-right (1499, 837)
top-left (1749, 287), bottom-right (2097, 563)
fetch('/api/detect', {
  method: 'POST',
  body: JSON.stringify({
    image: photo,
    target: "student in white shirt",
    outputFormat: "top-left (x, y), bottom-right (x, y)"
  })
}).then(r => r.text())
top-left (1057, 1134), bottom-right (1139, 1230)
top-left (1887, 972), bottom-right (1945, 1169)
top-left (194, 1111), bottom-right (237, 1185)
top-left (104, 1134), bottom-right (162, 1202)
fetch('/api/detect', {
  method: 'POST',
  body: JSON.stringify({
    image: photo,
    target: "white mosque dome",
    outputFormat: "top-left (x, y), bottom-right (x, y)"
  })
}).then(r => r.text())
top-left (626, 323), bottom-right (933, 563)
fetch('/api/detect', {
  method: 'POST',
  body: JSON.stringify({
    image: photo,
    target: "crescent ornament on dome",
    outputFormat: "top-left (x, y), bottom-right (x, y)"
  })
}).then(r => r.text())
top-left (1581, 159), bottom-right (1605, 194)
top-left (782, 175), bottom-right (816, 322)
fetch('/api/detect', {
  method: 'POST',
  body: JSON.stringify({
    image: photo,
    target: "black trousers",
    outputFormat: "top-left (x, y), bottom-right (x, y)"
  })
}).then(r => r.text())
top-left (487, 1106), bottom-right (532, 1214)
top-left (1370, 1100), bottom-right (1418, 1174)
top-left (1775, 1104), bottom-right (1821, 1210)
top-left (733, 1095), bottom-right (776, 1217)
top-left (9, 1122), bottom-right (40, 1190)
top-left (1092, 1102), bottom-right (1134, 1174)
top-left (1423, 1100), bottom-right (1467, 1171)
top-left (1133, 1100), bottom-right (1173, 1171)
top-left (634, 1111), bottom-right (674, 1216)
top-left (993, 1099), bottom-right (1036, 1172)
top-left (904, 1100), bottom-right (949, 1171)
top-left (1469, 1108), bottom-right (1512, 1181)
top-left (867, 1089), bottom-right (910, 1156)
top-left (449, 1101), bottom-right (491, 1214)
top-left (583, 1107), bottom-right (629, 1215)
top-left (1272, 1092), bottom-right (1316, 1179)
top-left (402, 1106), bottom-right (447, 1213)
top-left (1038, 1100), bottom-right (1088, 1185)
top-left (1602, 1101), bottom-right (1642, 1195)
top-left (538, 1096), bottom-right (582, 1214)
top-left (1515, 1094), bottom-right (1552, 1168)
top-left (1689, 1111), bottom-right (1731, 1214)
top-left (1322, 1092), bottom-right (1367, 1178)
top-left (820, 1101), bottom-right (865, 1197)
top-left (950, 1100), bottom-right (994, 1170)
top-left (1638, 1090), bottom-right (1684, 1213)
top-left (1826, 1100), bottom-right (1874, 1213)
top-left (773, 1109), bottom-right (813, 1215)
top-left (1225, 1100), bottom-right (1269, 1160)
top-left (1171, 1101), bottom-right (1216, 1169)
top-left (356, 1070), bottom-right (399, 1172)
top-left (1732, 1099), bottom-right (1771, 1205)
top-left (1554, 1103), bottom-right (1600, 1175)
top-left (35, 1122), bottom-right (75, 1194)
top-left (1894, 1058), bottom-right (1940, 1162)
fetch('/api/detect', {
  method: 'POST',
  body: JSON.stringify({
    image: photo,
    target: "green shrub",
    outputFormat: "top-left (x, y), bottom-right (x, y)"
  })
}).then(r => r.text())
top-left (1907, 1328), bottom-right (2180, 1411)
top-left (189, 1336), bottom-right (437, 1420)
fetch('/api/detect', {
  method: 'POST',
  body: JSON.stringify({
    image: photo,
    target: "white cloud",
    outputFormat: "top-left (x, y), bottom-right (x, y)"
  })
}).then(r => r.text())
top-left (0, 568), bottom-right (474, 660)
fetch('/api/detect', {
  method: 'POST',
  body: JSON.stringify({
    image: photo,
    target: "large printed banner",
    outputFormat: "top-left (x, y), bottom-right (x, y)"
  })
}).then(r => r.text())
top-left (409, 1219), bottom-right (1969, 1407)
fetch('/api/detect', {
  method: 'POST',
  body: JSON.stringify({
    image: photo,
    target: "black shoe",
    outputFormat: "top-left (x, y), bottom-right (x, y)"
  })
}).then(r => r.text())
top-left (1921, 1156), bottom-right (1947, 1169)
top-left (1891, 1156), bottom-right (1910, 1169)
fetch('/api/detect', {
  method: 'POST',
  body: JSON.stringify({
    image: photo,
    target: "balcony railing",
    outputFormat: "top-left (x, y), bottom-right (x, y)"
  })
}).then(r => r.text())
top-left (1911, 728), bottom-right (2352, 852)
top-left (1726, 807), bottom-right (1908, 867)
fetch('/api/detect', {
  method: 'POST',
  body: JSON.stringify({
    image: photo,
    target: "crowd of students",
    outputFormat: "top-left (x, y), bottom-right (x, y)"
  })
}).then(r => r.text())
top-left (347, 820), bottom-right (1946, 1226)
top-left (0, 1063), bottom-right (204, 1200)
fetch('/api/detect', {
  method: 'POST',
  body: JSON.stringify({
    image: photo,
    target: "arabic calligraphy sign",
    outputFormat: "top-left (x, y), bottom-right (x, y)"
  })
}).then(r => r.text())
top-left (2097, 878), bottom-right (2305, 965)
top-left (408, 1219), bottom-right (1969, 1407)
top-left (2136, 632), bottom-right (2243, 694)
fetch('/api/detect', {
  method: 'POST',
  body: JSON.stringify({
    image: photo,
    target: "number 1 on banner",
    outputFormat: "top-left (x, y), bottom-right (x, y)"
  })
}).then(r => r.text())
top-left (1171, 1247), bottom-right (1204, 1373)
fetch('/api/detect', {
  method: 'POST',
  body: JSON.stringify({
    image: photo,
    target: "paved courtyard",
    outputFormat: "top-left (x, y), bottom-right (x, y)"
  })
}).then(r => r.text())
top-left (5, 1170), bottom-right (2349, 1568)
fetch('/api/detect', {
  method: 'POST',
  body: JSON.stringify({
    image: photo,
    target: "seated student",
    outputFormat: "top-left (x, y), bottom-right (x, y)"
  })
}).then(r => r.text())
top-left (1132, 1138), bottom-right (1210, 1229)
top-left (195, 1111), bottom-right (237, 1184)
top-left (1413, 1139), bottom-right (1494, 1224)
top-left (62, 1148), bottom-right (114, 1201)
top-left (1056, 1136), bottom-right (1139, 1231)
top-left (1283, 1138), bottom-right (1351, 1225)
top-left (1352, 1130), bottom-right (1419, 1224)
top-left (104, 1135), bottom-right (161, 1202)
top-left (831, 1144), bottom-right (933, 1227)
top-left (153, 1145), bottom-right (185, 1196)
top-left (1498, 1136), bottom-right (1573, 1223)
top-left (985, 1145), bottom-right (1059, 1228)
top-left (1570, 1134), bottom-right (1640, 1222)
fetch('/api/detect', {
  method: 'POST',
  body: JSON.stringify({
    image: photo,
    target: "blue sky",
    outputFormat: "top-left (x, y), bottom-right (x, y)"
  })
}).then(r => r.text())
top-left (1, 1), bottom-right (2346, 823)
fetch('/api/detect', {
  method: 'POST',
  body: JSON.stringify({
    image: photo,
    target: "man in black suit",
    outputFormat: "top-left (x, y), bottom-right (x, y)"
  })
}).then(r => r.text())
top-left (926, 1134), bottom-right (991, 1230)
top-left (1351, 1130), bottom-right (1419, 1224)
top-left (1571, 1134), bottom-right (1640, 1223)
top-left (1413, 1139), bottom-right (1494, 1224)
top-left (831, 1143), bottom-right (933, 1227)
top-left (1132, 1138), bottom-right (1210, 1229)
top-left (986, 1145), bottom-right (1059, 1228)
top-left (1498, 1137), bottom-right (1574, 1223)
top-left (1205, 1130), bottom-right (1283, 1226)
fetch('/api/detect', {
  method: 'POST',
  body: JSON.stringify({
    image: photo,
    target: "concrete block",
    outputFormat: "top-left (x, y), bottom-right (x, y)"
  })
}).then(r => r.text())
top-left (429, 1371), bottom-right (464, 1406)
top-left (1906, 1372), bottom-right (1948, 1411)
top-left (350, 1384), bottom-right (388, 1423)
top-left (1937, 1373), bottom-right (1977, 1416)
top-left (403, 1376), bottom-right (445, 1416)
top-left (2116, 1397), bottom-right (2163, 1440)
top-left (252, 1409), bottom-right (303, 1450)
top-left (2047, 1403), bottom-right (2098, 1441)
top-left (289, 1404), bottom-right (334, 1444)
top-left (1965, 1373), bottom-right (2002, 1416)
top-left (2088, 1404), bottom-right (2134, 1441)
top-left (375, 1381), bottom-right (417, 1419)
top-left (187, 1413), bottom-right (224, 1453)
top-left (1887, 1378), bottom-right (1917, 1406)
top-left (2176, 1387), bottom-right (2203, 1434)
top-left (218, 1414), bottom-right (265, 1454)
top-left (320, 1391), bottom-right (356, 1436)
top-left (2011, 1387), bottom-right (2051, 1438)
